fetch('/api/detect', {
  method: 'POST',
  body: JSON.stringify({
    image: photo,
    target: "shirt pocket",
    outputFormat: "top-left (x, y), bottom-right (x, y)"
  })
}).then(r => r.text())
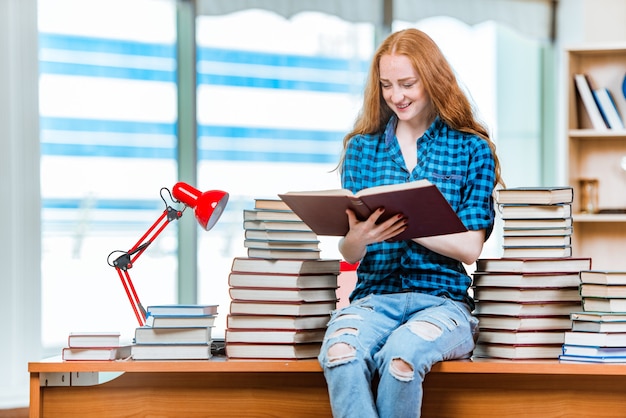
top-left (428, 172), bottom-right (464, 208)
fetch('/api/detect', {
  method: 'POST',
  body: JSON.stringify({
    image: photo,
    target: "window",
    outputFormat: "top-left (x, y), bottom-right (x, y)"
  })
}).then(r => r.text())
top-left (39, 0), bottom-right (178, 349)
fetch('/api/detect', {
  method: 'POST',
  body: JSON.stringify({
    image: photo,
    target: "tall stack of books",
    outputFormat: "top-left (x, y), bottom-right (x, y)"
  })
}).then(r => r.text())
top-left (130, 304), bottom-right (217, 360)
top-left (560, 270), bottom-right (626, 363)
top-left (472, 257), bottom-right (592, 359)
top-left (472, 186), bottom-right (591, 360)
top-left (62, 331), bottom-right (131, 361)
top-left (226, 198), bottom-right (341, 360)
top-left (498, 187), bottom-right (574, 258)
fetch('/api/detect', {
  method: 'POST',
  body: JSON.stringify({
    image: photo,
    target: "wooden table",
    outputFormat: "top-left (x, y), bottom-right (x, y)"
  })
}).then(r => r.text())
top-left (29, 357), bottom-right (626, 417)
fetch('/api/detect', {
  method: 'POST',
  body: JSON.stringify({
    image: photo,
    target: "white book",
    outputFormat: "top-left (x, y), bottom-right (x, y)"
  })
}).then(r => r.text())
top-left (593, 87), bottom-right (624, 129)
top-left (574, 74), bottom-right (608, 130)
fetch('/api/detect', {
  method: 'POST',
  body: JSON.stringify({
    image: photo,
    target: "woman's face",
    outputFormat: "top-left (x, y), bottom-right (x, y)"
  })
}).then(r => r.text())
top-left (379, 53), bottom-right (432, 124)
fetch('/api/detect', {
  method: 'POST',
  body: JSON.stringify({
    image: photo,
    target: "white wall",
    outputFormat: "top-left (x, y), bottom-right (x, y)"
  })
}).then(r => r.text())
top-left (0, 0), bottom-right (41, 408)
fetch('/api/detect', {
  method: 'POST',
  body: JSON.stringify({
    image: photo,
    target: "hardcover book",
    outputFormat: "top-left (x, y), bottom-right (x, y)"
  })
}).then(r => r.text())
top-left (278, 179), bottom-right (466, 241)
top-left (473, 287), bottom-right (581, 303)
top-left (496, 186), bottom-right (574, 205)
top-left (225, 342), bottom-right (322, 360)
top-left (472, 272), bottom-right (581, 288)
top-left (226, 314), bottom-right (330, 330)
top-left (475, 314), bottom-right (572, 331)
top-left (229, 300), bottom-right (336, 316)
top-left (225, 328), bottom-right (326, 344)
top-left (228, 287), bottom-right (338, 303)
top-left (475, 257), bottom-right (591, 274)
top-left (580, 270), bottom-right (626, 285)
top-left (228, 272), bottom-right (339, 289)
top-left (230, 257), bottom-right (341, 275)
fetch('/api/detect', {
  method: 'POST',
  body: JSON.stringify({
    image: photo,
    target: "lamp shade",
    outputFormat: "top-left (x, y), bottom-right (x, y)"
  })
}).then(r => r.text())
top-left (172, 182), bottom-right (229, 230)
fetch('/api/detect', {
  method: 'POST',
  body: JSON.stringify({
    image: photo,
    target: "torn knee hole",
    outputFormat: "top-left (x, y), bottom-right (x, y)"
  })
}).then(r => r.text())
top-left (390, 357), bottom-right (414, 381)
top-left (327, 342), bottom-right (356, 362)
top-left (407, 320), bottom-right (442, 341)
top-left (329, 327), bottom-right (358, 338)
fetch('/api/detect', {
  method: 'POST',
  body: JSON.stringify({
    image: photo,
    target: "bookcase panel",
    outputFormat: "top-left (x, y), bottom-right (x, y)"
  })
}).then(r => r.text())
top-left (566, 45), bottom-right (626, 270)
top-left (571, 222), bottom-right (626, 270)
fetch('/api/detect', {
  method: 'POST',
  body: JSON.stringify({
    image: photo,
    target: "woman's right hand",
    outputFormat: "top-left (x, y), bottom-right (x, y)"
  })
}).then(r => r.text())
top-left (338, 208), bottom-right (407, 264)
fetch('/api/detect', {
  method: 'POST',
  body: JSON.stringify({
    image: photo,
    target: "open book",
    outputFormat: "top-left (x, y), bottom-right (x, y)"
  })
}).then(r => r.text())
top-left (278, 179), bottom-right (466, 241)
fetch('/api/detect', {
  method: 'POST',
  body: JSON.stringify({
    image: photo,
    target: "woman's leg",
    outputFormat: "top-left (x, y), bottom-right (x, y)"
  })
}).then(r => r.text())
top-left (374, 295), bottom-right (478, 418)
top-left (318, 294), bottom-right (408, 418)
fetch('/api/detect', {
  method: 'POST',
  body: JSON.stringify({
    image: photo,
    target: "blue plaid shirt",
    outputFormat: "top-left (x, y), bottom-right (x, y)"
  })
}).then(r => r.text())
top-left (343, 116), bottom-right (496, 307)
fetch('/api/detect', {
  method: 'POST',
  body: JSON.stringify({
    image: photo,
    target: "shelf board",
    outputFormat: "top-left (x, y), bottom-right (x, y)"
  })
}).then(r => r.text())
top-left (569, 129), bottom-right (626, 139)
top-left (573, 213), bottom-right (626, 222)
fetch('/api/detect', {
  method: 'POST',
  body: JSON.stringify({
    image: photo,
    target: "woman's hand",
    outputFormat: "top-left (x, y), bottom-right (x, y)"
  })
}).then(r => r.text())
top-left (338, 208), bottom-right (407, 264)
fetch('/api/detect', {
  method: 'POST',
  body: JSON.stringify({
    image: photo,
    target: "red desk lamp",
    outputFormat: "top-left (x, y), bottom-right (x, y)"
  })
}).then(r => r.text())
top-left (107, 182), bottom-right (229, 326)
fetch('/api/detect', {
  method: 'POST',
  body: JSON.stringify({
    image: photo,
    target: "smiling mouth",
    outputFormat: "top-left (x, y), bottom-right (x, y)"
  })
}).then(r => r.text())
top-left (397, 103), bottom-right (411, 109)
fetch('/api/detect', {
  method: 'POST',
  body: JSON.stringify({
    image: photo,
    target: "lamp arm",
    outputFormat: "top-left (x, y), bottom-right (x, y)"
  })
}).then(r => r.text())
top-left (108, 205), bottom-right (183, 326)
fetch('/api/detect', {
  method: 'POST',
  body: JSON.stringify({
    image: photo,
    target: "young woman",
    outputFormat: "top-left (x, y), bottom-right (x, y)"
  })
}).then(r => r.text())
top-left (318, 28), bottom-right (504, 418)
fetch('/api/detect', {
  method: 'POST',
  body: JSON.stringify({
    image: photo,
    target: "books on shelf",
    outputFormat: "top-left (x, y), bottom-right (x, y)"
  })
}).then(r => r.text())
top-left (62, 345), bottom-right (132, 361)
top-left (475, 258), bottom-right (591, 274)
top-left (574, 73), bottom-right (608, 130)
top-left (278, 179), bottom-right (467, 240)
top-left (229, 300), bottom-right (337, 316)
top-left (134, 326), bottom-right (212, 345)
top-left (131, 344), bottom-right (212, 360)
top-left (228, 271), bottom-right (338, 289)
top-left (229, 287), bottom-right (338, 303)
top-left (67, 331), bottom-right (121, 348)
top-left (231, 257), bottom-right (341, 275)
top-left (472, 272), bottom-right (581, 288)
top-left (476, 315), bottom-right (572, 331)
top-left (225, 328), bottom-right (326, 344)
top-left (225, 342), bottom-right (322, 359)
top-left (496, 186), bottom-right (574, 205)
top-left (227, 314), bottom-right (330, 330)
top-left (473, 343), bottom-right (563, 360)
top-left (477, 329), bottom-right (566, 345)
top-left (473, 287), bottom-right (580, 303)
top-left (592, 87), bottom-right (625, 130)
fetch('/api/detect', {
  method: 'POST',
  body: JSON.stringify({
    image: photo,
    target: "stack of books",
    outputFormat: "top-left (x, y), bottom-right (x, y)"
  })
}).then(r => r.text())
top-left (472, 257), bottom-right (592, 360)
top-left (497, 187), bottom-right (574, 258)
top-left (243, 199), bottom-right (321, 260)
top-left (560, 270), bottom-right (626, 363)
top-left (226, 198), bottom-right (341, 360)
top-left (130, 304), bottom-right (218, 360)
top-left (62, 331), bottom-right (131, 361)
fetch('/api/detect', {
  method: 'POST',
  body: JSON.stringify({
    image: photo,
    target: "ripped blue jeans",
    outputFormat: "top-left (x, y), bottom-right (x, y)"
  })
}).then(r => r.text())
top-left (318, 292), bottom-right (479, 418)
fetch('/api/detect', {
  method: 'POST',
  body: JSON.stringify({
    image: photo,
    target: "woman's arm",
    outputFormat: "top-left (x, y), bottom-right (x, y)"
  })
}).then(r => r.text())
top-left (412, 229), bottom-right (486, 265)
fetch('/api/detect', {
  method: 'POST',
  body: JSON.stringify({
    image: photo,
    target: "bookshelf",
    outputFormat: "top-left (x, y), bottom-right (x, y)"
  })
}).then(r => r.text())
top-left (565, 44), bottom-right (626, 269)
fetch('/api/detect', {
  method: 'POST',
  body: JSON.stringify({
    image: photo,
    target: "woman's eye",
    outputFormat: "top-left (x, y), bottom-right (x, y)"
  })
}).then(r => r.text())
top-left (403, 83), bottom-right (414, 88)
